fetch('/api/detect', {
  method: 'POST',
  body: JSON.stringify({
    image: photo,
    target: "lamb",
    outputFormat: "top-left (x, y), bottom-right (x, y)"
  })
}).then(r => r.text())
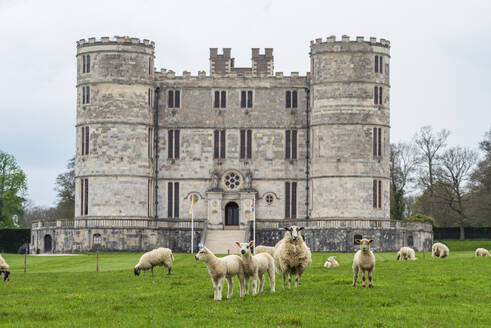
top-left (324, 256), bottom-right (339, 268)
top-left (396, 247), bottom-right (417, 261)
top-left (475, 248), bottom-right (490, 257)
top-left (273, 225), bottom-right (311, 288)
top-left (134, 247), bottom-right (174, 276)
top-left (195, 246), bottom-right (245, 301)
top-left (432, 242), bottom-right (449, 258)
top-left (352, 239), bottom-right (375, 288)
top-left (0, 254), bottom-right (10, 282)
top-left (255, 245), bottom-right (275, 256)
top-left (235, 241), bottom-right (275, 295)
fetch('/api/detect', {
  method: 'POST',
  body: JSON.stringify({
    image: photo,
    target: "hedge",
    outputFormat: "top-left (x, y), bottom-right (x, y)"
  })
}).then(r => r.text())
top-left (0, 229), bottom-right (31, 253)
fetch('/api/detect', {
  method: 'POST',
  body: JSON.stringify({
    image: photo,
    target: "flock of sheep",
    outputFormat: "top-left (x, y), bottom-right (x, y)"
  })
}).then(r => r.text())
top-left (1, 230), bottom-right (490, 301)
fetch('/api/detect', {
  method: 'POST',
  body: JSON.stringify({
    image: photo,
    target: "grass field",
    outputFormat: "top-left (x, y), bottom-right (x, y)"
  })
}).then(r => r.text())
top-left (1, 242), bottom-right (491, 327)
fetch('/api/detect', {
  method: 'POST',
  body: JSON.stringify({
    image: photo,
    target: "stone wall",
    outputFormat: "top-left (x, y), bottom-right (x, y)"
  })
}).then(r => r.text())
top-left (248, 219), bottom-right (433, 252)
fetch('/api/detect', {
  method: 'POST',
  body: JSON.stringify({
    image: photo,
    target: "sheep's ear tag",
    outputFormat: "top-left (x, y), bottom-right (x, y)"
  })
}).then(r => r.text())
top-left (249, 241), bottom-right (254, 247)
top-left (235, 242), bottom-right (241, 247)
top-left (369, 239), bottom-right (374, 244)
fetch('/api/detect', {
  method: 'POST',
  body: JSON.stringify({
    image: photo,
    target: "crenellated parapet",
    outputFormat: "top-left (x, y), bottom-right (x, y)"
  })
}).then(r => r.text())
top-left (76, 35), bottom-right (155, 48)
top-left (310, 35), bottom-right (390, 56)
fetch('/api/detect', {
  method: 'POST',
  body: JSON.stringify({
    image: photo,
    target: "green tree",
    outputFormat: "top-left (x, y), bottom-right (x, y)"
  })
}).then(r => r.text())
top-left (0, 151), bottom-right (27, 227)
top-left (54, 157), bottom-right (75, 219)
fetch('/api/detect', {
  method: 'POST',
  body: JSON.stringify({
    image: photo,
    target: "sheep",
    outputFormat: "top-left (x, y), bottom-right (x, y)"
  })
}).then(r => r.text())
top-left (235, 241), bottom-right (275, 295)
top-left (352, 239), bottom-right (375, 288)
top-left (324, 256), bottom-right (339, 268)
top-left (0, 254), bottom-right (10, 282)
top-left (195, 246), bottom-right (245, 301)
top-left (475, 248), bottom-right (490, 257)
top-left (273, 225), bottom-right (311, 288)
top-left (255, 245), bottom-right (275, 256)
top-left (396, 247), bottom-right (417, 261)
top-left (432, 242), bottom-right (450, 258)
top-left (134, 247), bottom-right (174, 276)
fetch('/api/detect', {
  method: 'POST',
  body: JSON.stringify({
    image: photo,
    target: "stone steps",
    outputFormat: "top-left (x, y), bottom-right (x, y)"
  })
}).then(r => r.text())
top-left (204, 230), bottom-right (244, 254)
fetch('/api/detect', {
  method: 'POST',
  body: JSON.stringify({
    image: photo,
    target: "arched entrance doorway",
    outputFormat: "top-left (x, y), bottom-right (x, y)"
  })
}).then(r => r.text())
top-left (44, 234), bottom-right (52, 253)
top-left (225, 202), bottom-right (239, 226)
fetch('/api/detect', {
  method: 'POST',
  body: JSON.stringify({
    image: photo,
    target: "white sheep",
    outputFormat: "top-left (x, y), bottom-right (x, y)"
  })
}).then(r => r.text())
top-left (195, 246), bottom-right (245, 301)
top-left (352, 239), bottom-right (375, 288)
top-left (324, 256), bottom-right (339, 268)
top-left (255, 245), bottom-right (275, 256)
top-left (273, 225), bottom-right (311, 288)
top-left (0, 254), bottom-right (10, 282)
top-left (397, 247), bottom-right (417, 261)
top-left (236, 241), bottom-right (275, 295)
top-left (432, 242), bottom-right (449, 258)
top-left (134, 247), bottom-right (174, 276)
top-left (475, 248), bottom-right (490, 257)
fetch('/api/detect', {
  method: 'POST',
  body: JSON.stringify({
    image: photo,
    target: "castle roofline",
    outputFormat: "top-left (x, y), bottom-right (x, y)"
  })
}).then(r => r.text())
top-left (310, 35), bottom-right (390, 48)
top-left (76, 36), bottom-right (155, 48)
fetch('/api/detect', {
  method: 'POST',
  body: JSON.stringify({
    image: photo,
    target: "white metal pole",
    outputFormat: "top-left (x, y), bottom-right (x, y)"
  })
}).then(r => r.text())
top-left (253, 202), bottom-right (256, 254)
top-left (191, 209), bottom-right (194, 254)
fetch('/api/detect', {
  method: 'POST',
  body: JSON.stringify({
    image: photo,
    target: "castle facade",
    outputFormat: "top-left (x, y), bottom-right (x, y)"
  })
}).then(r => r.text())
top-left (30, 35), bottom-right (432, 254)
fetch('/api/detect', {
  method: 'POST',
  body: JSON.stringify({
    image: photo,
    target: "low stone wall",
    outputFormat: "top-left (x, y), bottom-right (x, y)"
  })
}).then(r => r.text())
top-left (248, 219), bottom-right (433, 252)
top-left (31, 219), bottom-right (205, 254)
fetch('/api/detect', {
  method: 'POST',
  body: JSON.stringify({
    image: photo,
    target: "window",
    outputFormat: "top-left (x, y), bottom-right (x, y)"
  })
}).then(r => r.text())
top-left (265, 194), bottom-right (274, 205)
top-left (224, 172), bottom-right (241, 190)
top-left (285, 182), bottom-right (297, 219)
top-left (214, 90), bottom-right (226, 108)
top-left (168, 130), bottom-right (180, 159)
top-left (214, 130), bottom-right (226, 159)
top-left (354, 234), bottom-right (363, 245)
top-left (241, 90), bottom-right (253, 108)
top-left (374, 86), bottom-right (382, 105)
top-left (168, 90), bottom-right (180, 108)
top-left (375, 55), bottom-right (382, 73)
top-left (82, 86), bottom-right (90, 104)
top-left (286, 90), bottom-right (298, 109)
top-left (148, 88), bottom-right (153, 107)
top-left (285, 130), bottom-right (297, 160)
top-left (407, 235), bottom-right (414, 247)
top-left (80, 178), bottom-right (88, 216)
top-left (240, 130), bottom-right (252, 159)
top-left (148, 128), bottom-right (154, 159)
top-left (372, 127), bottom-right (382, 157)
top-left (149, 58), bottom-right (152, 76)
top-left (167, 182), bottom-right (179, 218)
top-left (93, 233), bottom-right (102, 245)
top-left (82, 55), bottom-right (90, 73)
top-left (81, 126), bottom-right (89, 155)
top-left (373, 179), bottom-right (382, 209)
top-left (148, 179), bottom-right (153, 217)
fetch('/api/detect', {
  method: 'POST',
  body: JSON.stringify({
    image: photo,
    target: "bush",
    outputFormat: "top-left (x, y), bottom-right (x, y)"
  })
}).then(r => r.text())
top-left (406, 214), bottom-right (436, 226)
top-left (0, 229), bottom-right (30, 253)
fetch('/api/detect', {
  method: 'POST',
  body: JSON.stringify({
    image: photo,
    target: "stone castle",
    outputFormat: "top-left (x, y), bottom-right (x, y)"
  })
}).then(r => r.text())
top-left (30, 35), bottom-right (432, 254)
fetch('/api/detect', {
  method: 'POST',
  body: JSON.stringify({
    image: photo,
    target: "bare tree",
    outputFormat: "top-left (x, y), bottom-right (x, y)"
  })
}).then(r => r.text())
top-left (390, 142), bottom-right (419, 219)
top-left (434, 146), bottom-right (478, 240)
top-left (414, 126), bottom-right (450, 217)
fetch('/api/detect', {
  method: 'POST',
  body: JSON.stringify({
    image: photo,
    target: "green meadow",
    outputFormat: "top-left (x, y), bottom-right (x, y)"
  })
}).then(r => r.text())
top-left (1, 241), bottom-right (491, 327)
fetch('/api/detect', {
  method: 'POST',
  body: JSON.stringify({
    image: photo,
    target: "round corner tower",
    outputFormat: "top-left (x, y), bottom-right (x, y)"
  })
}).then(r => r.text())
top-left (309, 35), bottom-right (390, 220)
top-left (75, 36), bottom-right (156, 221)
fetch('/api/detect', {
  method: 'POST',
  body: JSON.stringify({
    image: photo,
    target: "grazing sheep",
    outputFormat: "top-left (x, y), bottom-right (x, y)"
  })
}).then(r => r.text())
top-left (475, 248), bottom-right (490, 257)
top-left (255, 245), bottom-right (275, 256)
top-left (195, 246), bottom-right (245, 301)
top-left (352, 239), bottom-right (375, 288)
top-left (273, 225), bottom-right (312, 288)
top-left (235, 241), bottom-right (275, 295)
top-left (432, 242), bottom-right (450, 258)
top-left (0, 254), bottom-right (10, 282)
top-left (134, 247), bottom-right (174, 276)
top-left (397, 247), bottom-right (417, 261)
top-left (324, 256), bottom-right (339, 268)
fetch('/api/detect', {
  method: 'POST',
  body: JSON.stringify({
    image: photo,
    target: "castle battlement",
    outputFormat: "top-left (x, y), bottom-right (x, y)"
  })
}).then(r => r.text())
top-left (154, 69), bottom-right (308, 80)
top-left (310, 35), bottom-right (390, 48)
top-left (76, 35), bottom-right (155, 48)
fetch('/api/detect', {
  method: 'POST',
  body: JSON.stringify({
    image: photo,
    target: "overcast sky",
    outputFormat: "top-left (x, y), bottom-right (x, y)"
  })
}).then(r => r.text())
top-left (0, 0), bottom-right (490, 207)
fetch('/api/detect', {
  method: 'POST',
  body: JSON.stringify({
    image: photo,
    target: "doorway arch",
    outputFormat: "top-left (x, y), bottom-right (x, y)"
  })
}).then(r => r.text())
top-left (225, 202), bottom-right (239, 226)
top-left (44, 234), bottom-right (52, 253)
